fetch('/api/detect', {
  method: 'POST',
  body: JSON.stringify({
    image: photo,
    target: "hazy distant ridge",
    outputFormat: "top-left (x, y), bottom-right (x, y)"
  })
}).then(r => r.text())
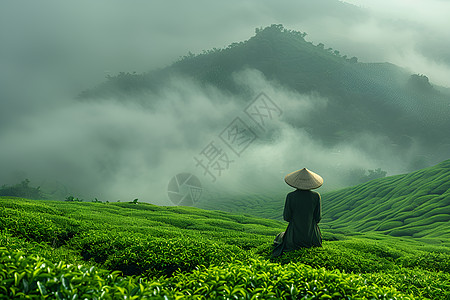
top-left (80, 24), bottom-right (450, 169)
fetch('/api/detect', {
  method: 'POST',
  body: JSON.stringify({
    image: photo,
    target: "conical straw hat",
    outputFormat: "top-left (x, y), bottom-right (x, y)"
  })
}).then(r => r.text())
top-left (284, 168), bottom-right (323, 190)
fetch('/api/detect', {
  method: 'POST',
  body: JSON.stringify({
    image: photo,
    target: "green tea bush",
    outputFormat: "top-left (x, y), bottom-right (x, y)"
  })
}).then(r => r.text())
top-left (0, 204), bottom-right (90, 248)
top-left (255, 239), bottom-right (450, 299)
top-left (0, 247), bottom-right (169, 299)
top-left (389, 228), bottom-right (418, 237)
top-left (259, 241), bottom-right (396, 274)
top-left (69, 231), bottom-right (143, 264)
top-left (170, 258), bottom-right (412, 299)
top-left (377, 220), bottom-right (404, 231)
top-left (0, 231), bottom-right (83, 268)
top-left (397, 251), bottom-right (450, 272)
top-left (220, 235), bottom-right (271, 250)
top-left (266, 239), bottom-right (449, 274)
top-left (337, 239), bottom-right (404, 261)
top-left (363, 268), bottom-right (450, 300)
top-left (71, 230), bottom-right (249, 277)
top-left (0, 208), bottom-right (62, 245)
top-left (0, 198), bottom-right (60, 215)
top-left (0, 230), bottom-right (43, 251)
top-left (1, 247), bottom-right (416, 299)
top-left (105, 237), bottom-right (248, 277)
top-left (148, 215), bottom-right (197, 229)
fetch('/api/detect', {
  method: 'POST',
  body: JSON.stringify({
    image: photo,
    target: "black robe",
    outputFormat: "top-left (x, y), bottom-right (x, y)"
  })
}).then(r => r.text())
top-left (273, 189), bottom-right (322, 256)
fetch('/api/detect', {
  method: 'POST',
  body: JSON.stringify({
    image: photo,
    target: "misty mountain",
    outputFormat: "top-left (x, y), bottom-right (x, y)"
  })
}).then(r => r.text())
top-left (80, 24), bottom-right (450, 170)
top-left (3, 24), bottom-right (448, 203)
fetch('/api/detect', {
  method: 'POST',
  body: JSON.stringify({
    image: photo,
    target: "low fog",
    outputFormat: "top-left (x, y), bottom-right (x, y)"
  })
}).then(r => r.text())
top-left (1, 0), bottom-right (449, 205)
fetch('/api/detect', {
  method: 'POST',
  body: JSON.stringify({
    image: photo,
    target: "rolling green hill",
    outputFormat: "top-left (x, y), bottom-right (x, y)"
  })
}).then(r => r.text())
top-left (321, 159), bottom-right (450, 241)
top-left (0, 196), bottom-right (449, 299)
top-left (197, 159), bottom-right (450, 244)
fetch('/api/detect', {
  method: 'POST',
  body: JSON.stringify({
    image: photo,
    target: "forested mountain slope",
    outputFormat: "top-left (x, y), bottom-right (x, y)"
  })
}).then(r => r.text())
top-left (80, 25), bottom-right (450, 166)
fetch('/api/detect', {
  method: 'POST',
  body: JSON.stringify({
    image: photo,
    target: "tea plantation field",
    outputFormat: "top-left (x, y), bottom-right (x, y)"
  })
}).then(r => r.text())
top-left (1, 196), bottom-right (449, 299)
top-left (321, 160), bottom-right (449, 241)
top-left (197, 160), bottom-right (450, 246)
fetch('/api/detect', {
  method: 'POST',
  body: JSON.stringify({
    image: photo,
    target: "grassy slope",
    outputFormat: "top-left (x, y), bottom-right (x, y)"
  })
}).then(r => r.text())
top-left (196, 159), bottom-right (450, 245)
top-left (1, 196), bottom-right (449, 299)
top-left (321, 159), bottom-right (450, 242)
top-left (196, 189), bottom-right (286, 220)
top-left (0, 197), bottom-right (284, 252)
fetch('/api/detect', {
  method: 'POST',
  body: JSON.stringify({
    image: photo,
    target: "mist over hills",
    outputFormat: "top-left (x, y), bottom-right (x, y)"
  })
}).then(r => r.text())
top-left (2, 24), bottom-right (449, 204)
top-left (81, 25), bottom-right (450, 146)
top-left (75, 24), bottom-right (450, 201)
top-left (81, 25), bottom-right (450, 168)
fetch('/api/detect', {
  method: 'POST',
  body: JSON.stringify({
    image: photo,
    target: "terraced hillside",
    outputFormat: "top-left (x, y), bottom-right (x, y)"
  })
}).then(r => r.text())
top-left (1, 196), bottom-right (449, 299)
top-left (197, 159), bottom-right (450, 245)
top-left (197, 189), bottom-right (286, 221)
top-left (321, 159), bottom-right (450, 241)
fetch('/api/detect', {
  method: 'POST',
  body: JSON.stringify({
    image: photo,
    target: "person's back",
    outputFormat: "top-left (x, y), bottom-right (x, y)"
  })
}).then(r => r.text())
top-left (283, 189), bottom-right (321, 250)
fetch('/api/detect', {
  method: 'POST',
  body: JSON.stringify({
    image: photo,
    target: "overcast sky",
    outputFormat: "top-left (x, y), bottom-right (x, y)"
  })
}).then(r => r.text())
top-left (1, 0), bottom-right (449, 204)
top-left (1, 0), bottom-right (449, 88)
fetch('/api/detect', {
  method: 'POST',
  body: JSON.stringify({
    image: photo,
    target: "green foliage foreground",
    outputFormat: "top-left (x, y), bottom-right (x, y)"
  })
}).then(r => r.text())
top-left (0, 197), bottom-right (449, 299)
top-left (1, 247), bottom-right (418, 299)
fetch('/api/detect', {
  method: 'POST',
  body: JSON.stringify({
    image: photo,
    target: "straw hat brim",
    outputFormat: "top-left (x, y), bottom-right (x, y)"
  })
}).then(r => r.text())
top-left (284, 168), bottom-right (323, 190)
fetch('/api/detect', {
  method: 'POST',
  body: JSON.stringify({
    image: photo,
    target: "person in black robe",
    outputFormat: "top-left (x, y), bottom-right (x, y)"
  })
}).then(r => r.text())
top-left (273, 168), bottom-right (323, 257)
